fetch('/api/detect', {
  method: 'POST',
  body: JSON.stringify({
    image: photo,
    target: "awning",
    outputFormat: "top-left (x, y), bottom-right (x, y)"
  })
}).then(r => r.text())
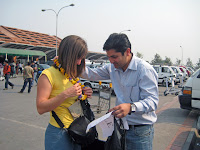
top-left (0, 47), bottom-right (46, 57)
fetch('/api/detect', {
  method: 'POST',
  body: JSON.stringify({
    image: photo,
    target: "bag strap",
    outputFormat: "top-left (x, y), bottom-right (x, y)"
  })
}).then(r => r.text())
top-left (52, 110), bottom-right (66, 129)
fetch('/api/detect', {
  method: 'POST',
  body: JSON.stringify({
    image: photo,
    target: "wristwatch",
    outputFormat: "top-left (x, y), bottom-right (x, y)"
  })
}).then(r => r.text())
top-left (129, 103), bottom-right (136, 115)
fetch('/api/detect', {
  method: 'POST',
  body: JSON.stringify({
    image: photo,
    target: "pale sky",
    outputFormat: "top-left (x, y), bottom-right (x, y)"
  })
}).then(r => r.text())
top-left (1, 0), bottom-right (200, 65)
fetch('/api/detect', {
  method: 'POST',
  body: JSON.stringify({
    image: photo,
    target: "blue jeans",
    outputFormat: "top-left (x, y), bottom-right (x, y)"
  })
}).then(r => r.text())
top-left (32, 72), bottom-right (37, 86)
top-left (20, 78), bottom-right (32, 93)
top-left (126, 124), bottom-right (154, 150)
top-left (45, 123), bottom-right (81, 150)
top-left (5, 74), bottom-right (14, 88)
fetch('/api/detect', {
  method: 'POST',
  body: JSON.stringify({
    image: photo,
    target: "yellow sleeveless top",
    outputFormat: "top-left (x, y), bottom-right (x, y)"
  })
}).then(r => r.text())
top-left (41, 66), bottom-right (78, 128)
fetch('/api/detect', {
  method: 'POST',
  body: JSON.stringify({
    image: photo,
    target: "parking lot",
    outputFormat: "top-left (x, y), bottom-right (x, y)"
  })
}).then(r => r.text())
top-left (0, 75), bottom-right (199, 150)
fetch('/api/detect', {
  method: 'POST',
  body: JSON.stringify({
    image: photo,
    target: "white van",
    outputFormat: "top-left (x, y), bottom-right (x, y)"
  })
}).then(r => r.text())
top-left (178, 68), bottom-right (200, 110)
top-left (170, 66), bottom-right (183, 84)
top-left (153, 65), bottom-right (176, 86)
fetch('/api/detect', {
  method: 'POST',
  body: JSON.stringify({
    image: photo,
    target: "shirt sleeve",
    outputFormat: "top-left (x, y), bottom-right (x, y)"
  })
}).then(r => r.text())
top-left (134, 67), bottom-right (159, 113)
top-left (81, 64), bottom-right (111, 81)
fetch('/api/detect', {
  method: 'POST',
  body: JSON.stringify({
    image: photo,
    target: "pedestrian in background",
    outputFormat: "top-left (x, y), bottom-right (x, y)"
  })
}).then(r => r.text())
top-left (10, 61), bottom-right (16, 78)
top-left (3, 60), bottom-right (14, 90)
top-left (0, 62), bottom-right (4, 81)
top-left (15, 62), bottom-right (19, 75)
top-left (31, 61), bottom-right (38, 86)
top-left (18, 61), bottom-right (23, 74)
top-left (18, 62), bottom-right (34, 93)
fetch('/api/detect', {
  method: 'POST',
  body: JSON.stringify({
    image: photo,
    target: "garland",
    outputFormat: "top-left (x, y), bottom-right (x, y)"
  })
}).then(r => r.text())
top-left (53, 58), bottom-right (87, 101)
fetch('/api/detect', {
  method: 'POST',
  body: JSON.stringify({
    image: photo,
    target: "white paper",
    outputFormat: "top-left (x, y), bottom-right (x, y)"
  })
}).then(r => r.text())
top-left (86, 111), bottom-right (113, 133)
top-left (98, 115), bottom-right (114, 138)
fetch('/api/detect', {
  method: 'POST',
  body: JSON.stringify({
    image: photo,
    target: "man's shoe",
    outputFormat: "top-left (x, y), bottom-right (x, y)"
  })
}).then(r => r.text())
top-left (18, 91), bottom-right (23, 93)
top-left (11, 85), bottom-right (14, 89)
top-left (3, 88), bottom-right (8, 90)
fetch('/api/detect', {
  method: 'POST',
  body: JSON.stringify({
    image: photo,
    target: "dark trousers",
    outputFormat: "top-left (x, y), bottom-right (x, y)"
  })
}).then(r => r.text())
top-left (20, 78), bottom-right (32, 93)
top-left (5, 74), bottom-right (14, 88)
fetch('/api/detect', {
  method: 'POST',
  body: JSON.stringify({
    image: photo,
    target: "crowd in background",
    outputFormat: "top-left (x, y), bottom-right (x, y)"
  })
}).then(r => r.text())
top-left (0, 60), bottom-right (40, 92)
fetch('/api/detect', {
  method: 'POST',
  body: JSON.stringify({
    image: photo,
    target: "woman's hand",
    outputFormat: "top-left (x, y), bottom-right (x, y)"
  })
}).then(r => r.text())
top-left (63, 83), bottom-right (82, 98)
top-left (83, 87), bottom-right (93, 98)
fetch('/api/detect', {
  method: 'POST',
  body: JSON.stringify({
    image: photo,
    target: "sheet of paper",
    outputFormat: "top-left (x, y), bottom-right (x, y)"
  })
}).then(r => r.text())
top-left (86, 111), bottom-right (113, 133)
top-left (98, 115), bottom-right (114, 138)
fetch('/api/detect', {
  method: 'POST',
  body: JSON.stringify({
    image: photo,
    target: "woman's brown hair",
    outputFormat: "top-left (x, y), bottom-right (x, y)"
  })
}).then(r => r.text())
top-left (57, 35), bottom-right (88, 78)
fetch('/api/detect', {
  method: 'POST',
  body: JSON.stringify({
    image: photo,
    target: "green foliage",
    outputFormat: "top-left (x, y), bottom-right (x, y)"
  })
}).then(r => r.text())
top-left (195, 58), bottom-right (200, 69)
top-left (186, 58), bottom-right (193, 68)
top-left (163, 56), bottom-right (172, 66)
top-left (136, 52), bottom-right (143, 59)
top-left (175, 58), bottom-right (181, 66)
top-left (151, 53), bottom-right (163, 65)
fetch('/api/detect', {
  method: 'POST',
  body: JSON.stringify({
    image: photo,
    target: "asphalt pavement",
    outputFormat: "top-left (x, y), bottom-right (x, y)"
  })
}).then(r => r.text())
top-left (0, 75), bottom-right (199, 150)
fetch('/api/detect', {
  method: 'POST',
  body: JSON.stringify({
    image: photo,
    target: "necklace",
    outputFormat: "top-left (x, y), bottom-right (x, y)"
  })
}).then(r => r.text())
top-left (53, 58), bottom-right (87, 101)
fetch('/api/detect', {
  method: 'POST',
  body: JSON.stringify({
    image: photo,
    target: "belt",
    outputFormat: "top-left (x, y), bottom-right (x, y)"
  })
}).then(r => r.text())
top-left (129, 124), bottom-right (150, 128)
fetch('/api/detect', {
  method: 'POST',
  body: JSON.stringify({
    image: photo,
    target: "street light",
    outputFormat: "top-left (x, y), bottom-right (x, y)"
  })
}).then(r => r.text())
top-left (180, 46), bottom-right (183, 65)
top-left (42, 4), bottom-right (75, 56)
top-left (120, 29), bottom-right (131, 33)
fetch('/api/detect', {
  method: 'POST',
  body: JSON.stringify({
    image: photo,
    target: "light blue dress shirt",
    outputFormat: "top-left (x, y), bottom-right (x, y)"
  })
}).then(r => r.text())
top-left (82, 55), bottom-right (159, 125)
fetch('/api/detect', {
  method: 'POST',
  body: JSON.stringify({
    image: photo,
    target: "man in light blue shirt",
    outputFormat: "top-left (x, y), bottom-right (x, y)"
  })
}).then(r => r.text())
top-left (82, 33), bottom-right (159, 150)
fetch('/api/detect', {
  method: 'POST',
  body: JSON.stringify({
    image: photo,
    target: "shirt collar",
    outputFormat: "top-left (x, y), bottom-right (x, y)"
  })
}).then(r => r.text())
top-left (114, 54), bottom-right (138, 72)
top-left (128, 55), bottom-right (138, 71)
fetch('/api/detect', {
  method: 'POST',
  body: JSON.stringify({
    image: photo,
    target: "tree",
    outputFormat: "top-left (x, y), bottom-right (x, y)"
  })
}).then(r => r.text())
top-left (195, 58), bottom-right (200, 70)
top-left (164, 56), bottom-right (172, 66)
top-left (136, 52), bottom-right (143, 59)
top-left (186, 58), bottom-right (193, 68)
top-left (151, 53), bottom-right (163, 65)
top-left (175, 58), bottom-right (181, 66)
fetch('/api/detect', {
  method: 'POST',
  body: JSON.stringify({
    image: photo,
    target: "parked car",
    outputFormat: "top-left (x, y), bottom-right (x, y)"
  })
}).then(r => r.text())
top-left (178, 68), bottom-right (200, 110)
top-left (170, 66), bottom-right (183, 84)
top-left (179, 66), bottom-right (189, 81)
top-left (36, 64), bottom-right (50, 82)
top-left (153, 65), bottom-right (176, 86)
top-left (186, 67), bottom-right (195, 75)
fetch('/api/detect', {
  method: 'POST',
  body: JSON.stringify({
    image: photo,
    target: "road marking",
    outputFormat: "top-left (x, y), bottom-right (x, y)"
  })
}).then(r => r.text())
top-left (165, 112), bottom-right (198, 150)
top-left (156, 96), bottom-right (178, 115)
top-left (0, 117), bottom-right (46, 130)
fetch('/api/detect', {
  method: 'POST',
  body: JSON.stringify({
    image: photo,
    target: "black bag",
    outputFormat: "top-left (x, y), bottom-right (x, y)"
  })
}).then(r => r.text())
top-left (104, 117), bottom-right (126, 150)
top-left (52, 99), bottom-right (98, 147)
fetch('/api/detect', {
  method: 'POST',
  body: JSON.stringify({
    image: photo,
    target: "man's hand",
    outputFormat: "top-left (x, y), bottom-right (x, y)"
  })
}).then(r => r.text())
top-left (109, 103), bottom-right (131, 118)
top-left (52, 56), bottom-right (59, 61)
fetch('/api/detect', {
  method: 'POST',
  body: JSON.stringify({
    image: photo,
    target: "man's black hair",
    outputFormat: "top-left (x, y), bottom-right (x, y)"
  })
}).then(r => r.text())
top-left (103, 33), bottom-right (132, 55)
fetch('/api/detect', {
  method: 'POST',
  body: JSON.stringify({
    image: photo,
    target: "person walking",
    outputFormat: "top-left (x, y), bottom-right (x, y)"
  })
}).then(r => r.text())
top-left (81, 33), bottom-right (159, 150)
top-left (3, 60), bottom-right (14, 90)
top-left (10, 61), bottom-right (16, 78)
top-left (15, 62), bottom-right (19, 75)
top-left (18, 61), bottom-right (23, 74)
top-left (31, 61), bottom-right (38, 86)
top-left (0, 62), bottom-right (4, 81)
top-left (36, 35), bottom-right (93, 150)
top-left (18, 62), bottom-right (34, 93)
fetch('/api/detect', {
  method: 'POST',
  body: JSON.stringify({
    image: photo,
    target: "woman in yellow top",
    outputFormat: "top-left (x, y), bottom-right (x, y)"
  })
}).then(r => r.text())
top-left (36, 35), bottom-right (93, 150)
